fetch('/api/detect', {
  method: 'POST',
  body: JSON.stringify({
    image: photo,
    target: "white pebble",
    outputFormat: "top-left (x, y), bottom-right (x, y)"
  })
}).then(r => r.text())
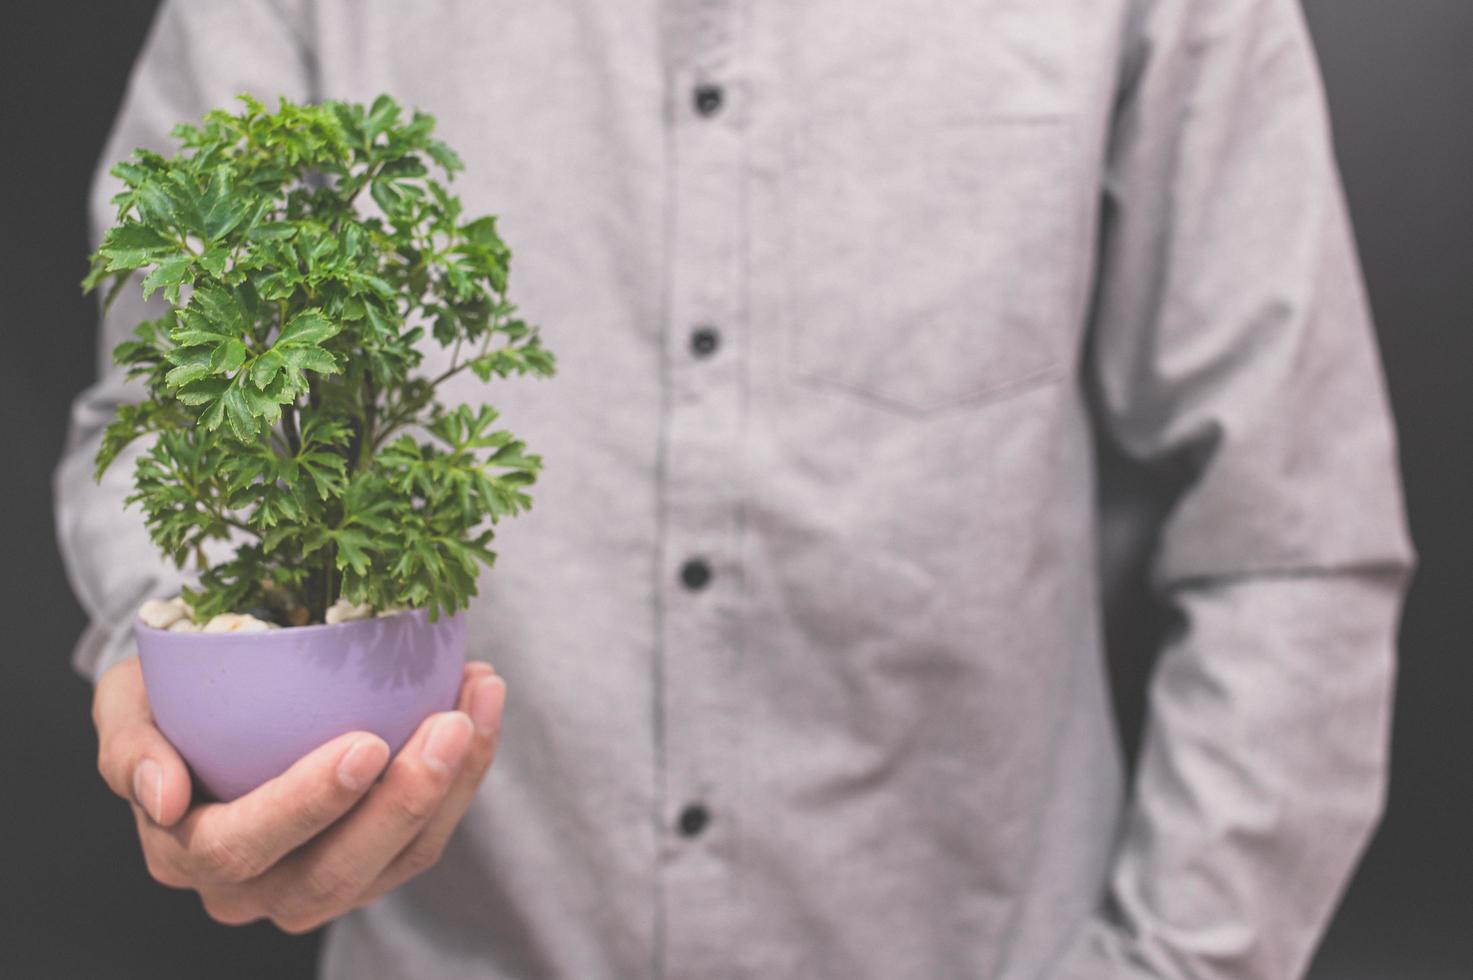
top-left (202, 613), bottom-right (274, 634)
top-left (138, 596), bottom-right (193, 630)
top-left (325, 598), bottom-right (374, 625)
top-left (167, 619), bottom-right (201, 632)
top-left (375, 604), bottom-right (408, 618)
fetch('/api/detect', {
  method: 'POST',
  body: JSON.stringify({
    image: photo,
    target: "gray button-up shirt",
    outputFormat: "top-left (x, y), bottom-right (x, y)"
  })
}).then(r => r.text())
top-left (55, 2), bottom-right (1415, 978)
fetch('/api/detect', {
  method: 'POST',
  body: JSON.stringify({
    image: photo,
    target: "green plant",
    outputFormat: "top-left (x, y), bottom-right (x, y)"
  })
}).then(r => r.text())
top-left (83, 94), bottom-right (555, 625)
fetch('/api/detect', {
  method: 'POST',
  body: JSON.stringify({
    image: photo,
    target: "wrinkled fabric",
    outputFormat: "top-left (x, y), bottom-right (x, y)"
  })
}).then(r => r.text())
top-left (54, 1), bottom-right (1414, 978)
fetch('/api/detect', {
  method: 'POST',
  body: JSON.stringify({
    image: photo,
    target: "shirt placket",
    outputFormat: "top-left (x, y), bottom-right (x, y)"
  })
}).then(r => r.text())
top-left (657, 0), bottom-right (748, 976)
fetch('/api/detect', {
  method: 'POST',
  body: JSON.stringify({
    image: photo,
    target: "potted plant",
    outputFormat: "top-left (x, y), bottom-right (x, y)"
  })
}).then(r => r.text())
top-left (83, 94), bottom-right (554, 801)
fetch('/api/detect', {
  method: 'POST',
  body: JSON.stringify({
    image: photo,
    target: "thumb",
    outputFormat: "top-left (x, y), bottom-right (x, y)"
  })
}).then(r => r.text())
top-left (93, 655), bottom-right (193, 827)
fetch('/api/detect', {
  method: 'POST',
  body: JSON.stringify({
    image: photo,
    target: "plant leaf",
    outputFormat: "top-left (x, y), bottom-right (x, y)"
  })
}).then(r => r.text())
top-left (140, 255), bottom-right (194, 302)
top-left (276, 309), bottom-right (339, 347)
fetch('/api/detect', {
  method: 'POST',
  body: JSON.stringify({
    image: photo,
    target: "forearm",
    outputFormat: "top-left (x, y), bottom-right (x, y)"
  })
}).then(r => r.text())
top-left (1067, 0), bottom-right (1415, 973)
top-left (1053, 569), bottom-right (1405, 978)
top-left (53, 0), bottom-right (314, 683)
top-left (54, 367), bottom-right (200, 683)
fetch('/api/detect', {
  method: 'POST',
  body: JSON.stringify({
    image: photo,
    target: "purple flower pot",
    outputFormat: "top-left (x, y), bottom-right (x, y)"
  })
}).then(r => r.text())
top-left (135, 609), bottom-right (465, 802)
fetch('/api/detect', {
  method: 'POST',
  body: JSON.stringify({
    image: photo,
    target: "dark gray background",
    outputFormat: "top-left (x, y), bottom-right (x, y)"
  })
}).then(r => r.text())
top-left (1, 2), bottom-right (1467, 977)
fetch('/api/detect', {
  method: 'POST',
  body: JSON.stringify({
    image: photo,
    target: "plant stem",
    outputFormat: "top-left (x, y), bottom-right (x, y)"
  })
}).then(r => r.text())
top-left (283, 402), bottom-right (302, 456)
top-left (217, 514), bottom-right (260, 537)
top-left (335, 161), bottom-right (385, 225)
top-left (323, 542), bottom-right (336, 616)
top-left (358, 371), bottom-right (376, 471)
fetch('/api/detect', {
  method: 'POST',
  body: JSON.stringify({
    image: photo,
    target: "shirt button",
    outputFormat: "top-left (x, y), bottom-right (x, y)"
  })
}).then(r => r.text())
top-left (690, 326), bottom-right (720, 358)
top-left (678, 803), bottom-right (711, 837)
top-left (680, 558), bottom-right (712, 591)
top-left (693, 84), bottom-right (724, 117)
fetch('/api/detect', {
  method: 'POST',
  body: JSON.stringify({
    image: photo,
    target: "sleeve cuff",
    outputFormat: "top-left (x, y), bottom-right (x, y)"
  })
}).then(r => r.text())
top-left (70, 619), bottom-right (140, 686)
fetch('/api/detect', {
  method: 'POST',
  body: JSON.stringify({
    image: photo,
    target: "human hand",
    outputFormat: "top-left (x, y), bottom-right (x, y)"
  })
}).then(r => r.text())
top-left (93, 655), bottom-right (505, 932)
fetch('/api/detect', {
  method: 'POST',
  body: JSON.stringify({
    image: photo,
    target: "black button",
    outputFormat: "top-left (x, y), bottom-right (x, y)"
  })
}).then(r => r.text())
top-left (680, 558), bottom-right (712, 591)
top-left (690, 326), bottom-right (720, 358)
top-left (678, 804), bottom-right (711, 837)
top-left (693, 84), bottom-right (724, 117)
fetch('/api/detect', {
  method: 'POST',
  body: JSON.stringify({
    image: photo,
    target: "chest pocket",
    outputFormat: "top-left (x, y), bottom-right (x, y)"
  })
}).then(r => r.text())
top-left (781, 5), bottom-right (1084, 414)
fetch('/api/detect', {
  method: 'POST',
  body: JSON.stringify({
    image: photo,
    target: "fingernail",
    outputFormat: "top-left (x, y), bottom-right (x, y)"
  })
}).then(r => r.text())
top-left (337, 737), bottom-right (389, 791)
top-left (133, 758), bottom-right (162, 823)
top-left (423, 713), bottom-right (474, 774)
top-left (468, 676), bottom-right (506, 737)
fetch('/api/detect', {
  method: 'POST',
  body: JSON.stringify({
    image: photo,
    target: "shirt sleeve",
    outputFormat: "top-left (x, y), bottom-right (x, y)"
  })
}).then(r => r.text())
top-left (53, 0), bottom-right (315, 683)
top-left (1053, 1), bottom-right (1415, 977)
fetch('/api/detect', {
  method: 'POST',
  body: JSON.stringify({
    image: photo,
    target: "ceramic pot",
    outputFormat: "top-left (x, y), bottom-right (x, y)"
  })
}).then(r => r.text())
top-left (134, 608), bottom-right (465, 801)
